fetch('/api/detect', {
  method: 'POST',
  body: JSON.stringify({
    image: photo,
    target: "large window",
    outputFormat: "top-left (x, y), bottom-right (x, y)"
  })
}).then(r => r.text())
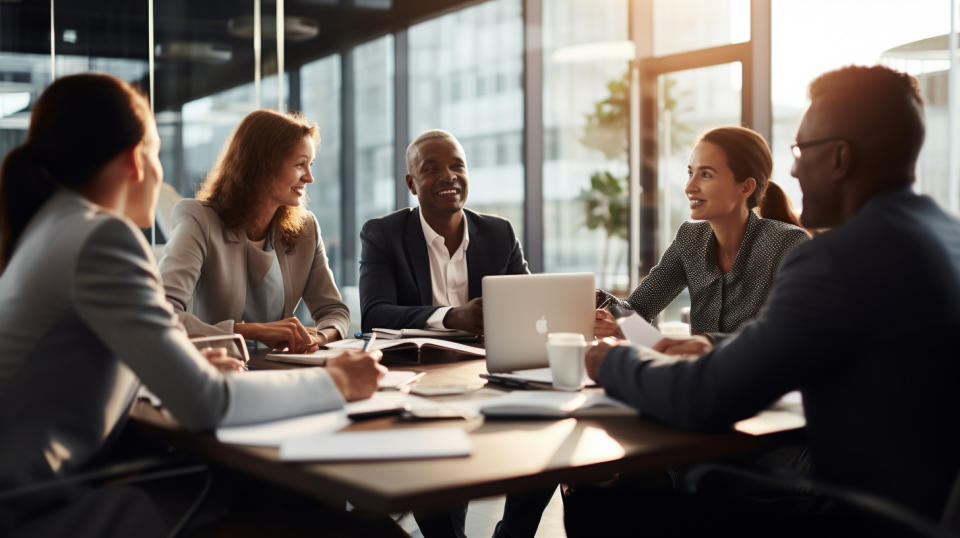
top-left (542, 0), bottom-right (630, 291)
top-left (4, 0), bottom-right (959, 309)
top-left (771, 0), bottom-right (957, 213)
top-left (653, 0), bottom-right (750, 56)
top-left (301, 55), bottom-right (343, 284)
top-left (408, 0), bottom-right (525, 236)
top-left (351, 36), bottom-right (394, 282)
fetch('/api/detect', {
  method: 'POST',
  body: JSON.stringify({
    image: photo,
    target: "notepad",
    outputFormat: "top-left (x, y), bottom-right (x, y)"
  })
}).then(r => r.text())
top-left (479, 390), bottom-right (637, 418)
top-left (279, 427), bottom-right (472, 461)
top-left (265, 349), bottom-right (344, 366)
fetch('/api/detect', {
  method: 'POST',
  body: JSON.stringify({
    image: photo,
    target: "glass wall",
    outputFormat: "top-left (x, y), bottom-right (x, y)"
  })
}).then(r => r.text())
top-left (653, 0), bottom-right (750, 56)
top-left (408, 0), bottom-right (525, 235)
top-left (542, 0), bottom-right (630, 291)
top-left (3, 0), bottom-right (959, 321)
top-left (301, 54), bottom-right (343, 284)
top-left (351, 35), bottom-right (394, 283)
top-left (771, 0), bottom-right (957, 214)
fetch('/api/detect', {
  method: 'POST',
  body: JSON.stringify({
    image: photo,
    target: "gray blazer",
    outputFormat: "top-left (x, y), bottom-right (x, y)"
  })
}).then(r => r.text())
top-left (0, 189), bottom-right (344, 489)
top-left (159, 199), bottom-right (349, 338)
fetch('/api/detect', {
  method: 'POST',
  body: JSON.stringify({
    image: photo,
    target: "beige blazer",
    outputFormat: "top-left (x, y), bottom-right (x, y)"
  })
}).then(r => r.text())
top-left (159, 199), bottom-right (349, 338)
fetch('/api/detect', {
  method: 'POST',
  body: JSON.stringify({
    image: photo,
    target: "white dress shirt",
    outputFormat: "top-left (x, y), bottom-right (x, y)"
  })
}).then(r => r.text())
top-left (419, 209), bottom-right (470, 328)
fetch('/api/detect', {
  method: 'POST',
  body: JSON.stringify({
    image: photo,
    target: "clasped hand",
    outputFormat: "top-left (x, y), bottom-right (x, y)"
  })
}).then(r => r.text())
top-left (236, 317), bottom-right (325, 354)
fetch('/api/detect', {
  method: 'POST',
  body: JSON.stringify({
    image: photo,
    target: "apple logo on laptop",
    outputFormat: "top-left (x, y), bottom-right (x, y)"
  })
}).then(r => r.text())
top-left (535, 315), bottom-right (549, 335)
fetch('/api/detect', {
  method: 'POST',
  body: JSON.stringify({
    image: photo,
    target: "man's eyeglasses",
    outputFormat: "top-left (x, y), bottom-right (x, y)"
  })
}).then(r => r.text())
top-left (790, 137), bottom-right (845, 159)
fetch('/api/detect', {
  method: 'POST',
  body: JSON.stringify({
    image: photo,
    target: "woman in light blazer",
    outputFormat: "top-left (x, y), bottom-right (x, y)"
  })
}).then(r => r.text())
top-left (0, 74), bottom-right (387, 536)
top-left (160, 110), bottom-right (348, 353)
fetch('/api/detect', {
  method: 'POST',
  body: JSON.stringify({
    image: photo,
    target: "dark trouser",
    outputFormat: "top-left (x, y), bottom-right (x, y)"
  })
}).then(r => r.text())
top-left (414, 487), bottom-right (556, 538)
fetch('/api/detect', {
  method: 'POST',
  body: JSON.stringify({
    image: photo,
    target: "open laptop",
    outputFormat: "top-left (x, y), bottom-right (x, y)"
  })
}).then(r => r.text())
top-left (482, 273), bottom-right (595, 373)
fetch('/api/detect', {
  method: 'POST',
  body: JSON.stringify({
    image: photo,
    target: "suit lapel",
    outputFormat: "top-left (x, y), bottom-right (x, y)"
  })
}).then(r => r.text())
top-left (405, 208), bottom-right (433, 306)
top-left (465, 211), bottom-right (484, 300)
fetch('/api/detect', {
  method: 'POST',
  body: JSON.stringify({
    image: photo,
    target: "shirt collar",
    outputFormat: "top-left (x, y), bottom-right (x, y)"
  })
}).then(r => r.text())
top-left (419, 208), bottom-right (469, 251)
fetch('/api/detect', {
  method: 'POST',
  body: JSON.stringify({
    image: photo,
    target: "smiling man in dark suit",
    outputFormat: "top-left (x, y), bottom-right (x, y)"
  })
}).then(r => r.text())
top-left (359, 129), bottom-right (529, 334)
top-left (359, 131), bottom-right (548, 538)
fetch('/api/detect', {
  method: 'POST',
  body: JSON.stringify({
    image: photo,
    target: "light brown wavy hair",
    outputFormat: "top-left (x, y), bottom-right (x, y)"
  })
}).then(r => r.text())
top-left (198, 109), bottom-right (319, 248)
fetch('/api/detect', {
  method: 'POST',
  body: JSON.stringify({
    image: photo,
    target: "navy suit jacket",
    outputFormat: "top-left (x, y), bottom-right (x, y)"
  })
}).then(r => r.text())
top-left (599, 187), bottom-right (960, 518)
top-left (359, 207), bottom-right (529, 332)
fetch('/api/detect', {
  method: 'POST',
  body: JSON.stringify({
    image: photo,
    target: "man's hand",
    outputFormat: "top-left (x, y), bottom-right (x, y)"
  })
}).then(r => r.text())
top-left (200, 347), bottom-right (246, 372)
top-left (585, 337), bottom-right (623, 382)
top-left (236, 317), bottom-right (317, 353)
top-left (443, 297), bottom-right (484, 334)
top-left (326, 350), bottom-right (387, 402)
top-left (594, 309), bottom-right (624, 338)
top-left (652, 335), bottom-right (713, 356)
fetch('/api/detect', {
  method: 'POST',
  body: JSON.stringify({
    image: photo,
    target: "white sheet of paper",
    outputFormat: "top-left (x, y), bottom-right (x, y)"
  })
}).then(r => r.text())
top-left (616, 312), bottom-right (663, 347)
top-left (279, 427), bottom-right (471, 461)
top-left (378, 370), bottom-right (423, 389)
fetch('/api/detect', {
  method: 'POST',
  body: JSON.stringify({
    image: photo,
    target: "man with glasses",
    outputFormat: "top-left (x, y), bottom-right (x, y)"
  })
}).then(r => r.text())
top-left (570, 65), bottom-right (960, 535)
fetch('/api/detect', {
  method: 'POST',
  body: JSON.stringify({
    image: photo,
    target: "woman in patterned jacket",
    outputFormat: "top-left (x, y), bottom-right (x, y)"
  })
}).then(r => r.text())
top-left (595, 126), bottom-right (809, 344)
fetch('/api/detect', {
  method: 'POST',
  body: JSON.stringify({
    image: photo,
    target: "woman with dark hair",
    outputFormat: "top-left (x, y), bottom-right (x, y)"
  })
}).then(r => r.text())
top-left (0, 74), bottom-right (388, 536)
top-left (596, 126), bottom-right (809, 345)
top-left (760, 180), bottom-right (805, 229)
top-left (160, 109), bottom-right (348, 353)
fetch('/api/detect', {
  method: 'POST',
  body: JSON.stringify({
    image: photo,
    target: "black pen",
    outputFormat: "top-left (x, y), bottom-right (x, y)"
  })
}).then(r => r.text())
top-left (479, 374), bottom-right (529, 390)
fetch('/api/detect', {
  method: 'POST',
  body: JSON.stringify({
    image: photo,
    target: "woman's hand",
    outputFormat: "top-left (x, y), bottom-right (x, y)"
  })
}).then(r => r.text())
top-left (236, 317), bottom-right (316, 353)
top-left (594, 309), bottom-right (624, 338)
top-left (200, 347), bottom-right (246, 372)
top-left (325, 350), bottom-right (387, 401)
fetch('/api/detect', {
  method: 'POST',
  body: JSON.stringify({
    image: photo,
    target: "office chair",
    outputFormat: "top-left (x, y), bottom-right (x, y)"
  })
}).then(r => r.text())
top-left (0, 456), bottom-right (210, 538)
top-left (684, 462), bottom-right (960, 538)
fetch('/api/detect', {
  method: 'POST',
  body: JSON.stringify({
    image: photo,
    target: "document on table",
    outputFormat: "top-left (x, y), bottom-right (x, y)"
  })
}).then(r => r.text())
top-left (279, 427), bottom-right (472, 461)
top-left (216, 410), bottom-right (350, 446)
top-left (215, 391), bottom-right (476, 446)
top-left (616, 312), bottom-right (663, 347)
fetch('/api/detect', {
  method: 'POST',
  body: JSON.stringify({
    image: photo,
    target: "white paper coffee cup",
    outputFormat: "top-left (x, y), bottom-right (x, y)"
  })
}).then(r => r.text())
top-left (546, 332), bottom-right (586, 391)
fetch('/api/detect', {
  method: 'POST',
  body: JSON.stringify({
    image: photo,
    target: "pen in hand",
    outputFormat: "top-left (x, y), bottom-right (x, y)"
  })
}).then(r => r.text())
top-left (362, 332), bottom-right (377, 352)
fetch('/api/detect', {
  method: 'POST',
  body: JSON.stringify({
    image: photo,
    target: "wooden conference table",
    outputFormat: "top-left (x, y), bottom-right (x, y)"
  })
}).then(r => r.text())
top-left (129, 347), bottom-right (805, 514)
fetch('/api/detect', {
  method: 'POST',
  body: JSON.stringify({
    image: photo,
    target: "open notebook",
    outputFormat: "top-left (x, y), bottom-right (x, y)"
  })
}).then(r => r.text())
top-left (326, 337), bottom-right (485, 356)
top-left (479, 390), bottom-right (637, 419)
